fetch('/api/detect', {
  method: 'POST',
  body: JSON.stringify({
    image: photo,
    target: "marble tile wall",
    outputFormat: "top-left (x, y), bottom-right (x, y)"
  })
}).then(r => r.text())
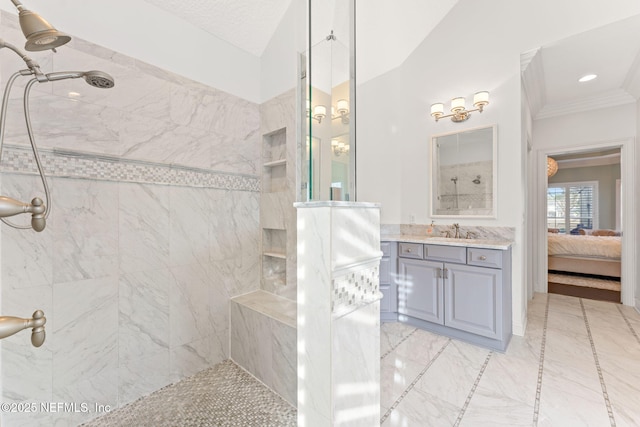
top-left (259, 89), bottom-right (297, 301)
top-left (296, 202), bottom-right (381, 426)
top-left (230, 291), bottom-right (297, 406)
top-left (0, 11), bottom-right (261, 426)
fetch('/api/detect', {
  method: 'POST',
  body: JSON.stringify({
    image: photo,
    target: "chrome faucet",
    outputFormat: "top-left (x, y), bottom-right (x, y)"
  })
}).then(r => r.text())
top-left (0, 310), bottom-right (46, 347)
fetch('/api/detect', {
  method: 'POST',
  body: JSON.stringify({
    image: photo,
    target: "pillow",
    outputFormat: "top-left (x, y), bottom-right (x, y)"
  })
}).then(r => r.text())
top-left (591, 229), bottom-right (616, 236)
top-left (548, 228), bottom-right (560, 234)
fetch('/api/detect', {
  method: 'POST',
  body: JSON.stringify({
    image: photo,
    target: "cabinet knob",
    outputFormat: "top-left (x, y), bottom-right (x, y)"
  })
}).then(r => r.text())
top-left (406, 248), bottom-right (412, 253)
top-left (479, 255), bottom-right (487, 261)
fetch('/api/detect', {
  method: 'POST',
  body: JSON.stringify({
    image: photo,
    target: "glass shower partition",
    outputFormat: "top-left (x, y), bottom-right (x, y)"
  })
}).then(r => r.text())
top-left (301, 0), bottom-right (356, 201)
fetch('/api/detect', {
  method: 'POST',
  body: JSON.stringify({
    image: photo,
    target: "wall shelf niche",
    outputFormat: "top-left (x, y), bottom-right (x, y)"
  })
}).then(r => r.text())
top-left (262, 228), bottom-right (287, 291)
top-left (263, 128), bottom-right (287, 193)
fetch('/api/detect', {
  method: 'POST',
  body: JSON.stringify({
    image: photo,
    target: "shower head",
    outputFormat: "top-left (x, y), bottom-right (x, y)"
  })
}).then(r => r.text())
top-left (83, 70), bottom-right (115, 89)
top-left (43, 70), bottom-right (115, 88)
top-left (12, 1), bottom-right (71, 51)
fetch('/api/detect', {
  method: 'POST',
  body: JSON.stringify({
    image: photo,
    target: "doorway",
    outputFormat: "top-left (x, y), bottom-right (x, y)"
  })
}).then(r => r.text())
top-left (545, 147), bottom-right (622, 302)
top-left (534, 139), bottom-right (635, 306)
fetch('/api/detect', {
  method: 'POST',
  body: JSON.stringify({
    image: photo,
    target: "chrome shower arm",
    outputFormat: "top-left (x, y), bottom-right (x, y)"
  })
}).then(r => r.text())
top-left (0, 309), bottom-right (46, 347)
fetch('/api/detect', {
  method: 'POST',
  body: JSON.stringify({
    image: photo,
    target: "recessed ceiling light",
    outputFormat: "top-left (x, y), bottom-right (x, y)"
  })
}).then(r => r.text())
top-left (578, 74), bottom-right (597, 83)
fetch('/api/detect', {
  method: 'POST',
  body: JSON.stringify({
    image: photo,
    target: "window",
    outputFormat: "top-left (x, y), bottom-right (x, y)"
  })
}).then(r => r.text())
top-left (547, 181), bottom-right (598, 233)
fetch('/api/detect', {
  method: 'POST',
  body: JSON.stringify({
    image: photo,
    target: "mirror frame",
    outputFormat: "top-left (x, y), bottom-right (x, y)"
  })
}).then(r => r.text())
top-left (430, 124), bottom-right (498, 219)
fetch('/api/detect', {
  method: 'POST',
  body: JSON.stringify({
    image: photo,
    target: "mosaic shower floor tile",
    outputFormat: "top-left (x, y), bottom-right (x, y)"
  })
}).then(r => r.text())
top-left (81, 360), bottom-right (296, 427)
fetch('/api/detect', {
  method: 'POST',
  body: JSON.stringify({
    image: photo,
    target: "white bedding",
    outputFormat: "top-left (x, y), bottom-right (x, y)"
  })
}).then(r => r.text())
top-left (548, 234), bottom-right (621, 259)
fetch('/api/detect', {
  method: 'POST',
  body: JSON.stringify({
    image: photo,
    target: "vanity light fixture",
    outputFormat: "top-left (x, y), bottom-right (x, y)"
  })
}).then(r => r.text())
top-left (547, 157), bottom-right (558, 177)
top-left (309, 100), bottom-right (350, 124)
top-left (431, 91), bottom-right (489, 122)
top-left (331, 139), bottom-right (350, 156)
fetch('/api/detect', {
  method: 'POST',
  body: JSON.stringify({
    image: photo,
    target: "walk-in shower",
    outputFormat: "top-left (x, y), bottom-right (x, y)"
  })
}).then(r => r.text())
top-left (0, 0), bottom-right (114, 348)
top-left (0, 0), bottom-right (115, 233)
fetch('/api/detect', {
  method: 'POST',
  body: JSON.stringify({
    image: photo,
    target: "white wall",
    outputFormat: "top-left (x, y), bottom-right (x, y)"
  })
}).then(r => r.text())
top-left (636, 98), bottom-right (640, 311)
top-left (533, 106), bottom-right (636, 150)
top-left (356, 67), bottom-right (404, 221)
top-left (260, 0), bottom-right (306, 102)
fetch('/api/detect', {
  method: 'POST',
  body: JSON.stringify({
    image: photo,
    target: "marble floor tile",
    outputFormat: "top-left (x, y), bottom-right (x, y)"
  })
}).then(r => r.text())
top-left (380, 293), bottom-right (637, 426)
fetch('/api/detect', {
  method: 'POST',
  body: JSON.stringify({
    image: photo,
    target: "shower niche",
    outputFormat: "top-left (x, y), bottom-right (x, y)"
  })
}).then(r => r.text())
top-left (431, 124), bottom-right (497, 218)
top-left (262, 228), bottom-right (286, 290)
top-left (262, 128), bottom-right (287, 193)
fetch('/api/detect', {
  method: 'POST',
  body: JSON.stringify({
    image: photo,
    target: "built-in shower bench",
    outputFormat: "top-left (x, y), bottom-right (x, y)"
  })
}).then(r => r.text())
top-left (230, 290), bottom-right (297, 406)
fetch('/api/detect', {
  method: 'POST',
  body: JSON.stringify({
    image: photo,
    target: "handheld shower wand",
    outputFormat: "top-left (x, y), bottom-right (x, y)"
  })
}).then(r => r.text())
top-left (0, 13), bottom-right (115, 232)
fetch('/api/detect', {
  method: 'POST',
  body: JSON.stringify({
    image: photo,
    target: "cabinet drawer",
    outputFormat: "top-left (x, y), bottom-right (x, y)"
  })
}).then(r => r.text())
top-left (467, 248), bottom-right (502, 269)
top-left (424, 244), bottom-right (466, 264)
top-left (398, 242), bottom-right (423, 259)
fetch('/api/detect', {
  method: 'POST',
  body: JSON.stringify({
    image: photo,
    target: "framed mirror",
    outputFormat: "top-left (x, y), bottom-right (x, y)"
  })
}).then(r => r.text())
top-left (431, 124), bottom-right (497, 218)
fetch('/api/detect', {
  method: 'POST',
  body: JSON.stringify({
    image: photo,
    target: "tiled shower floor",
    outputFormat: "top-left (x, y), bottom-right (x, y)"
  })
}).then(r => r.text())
top-left (80, 360), bottom-right (296, 427)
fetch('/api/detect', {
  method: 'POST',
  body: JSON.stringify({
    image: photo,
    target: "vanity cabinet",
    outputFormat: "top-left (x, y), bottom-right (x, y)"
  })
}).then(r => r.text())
top-left (380, 242), bottom-right (398, 322)
top-left (397, 258), bottom-right (443, 324)
top-left (396, 242), bottom-right (511, 351)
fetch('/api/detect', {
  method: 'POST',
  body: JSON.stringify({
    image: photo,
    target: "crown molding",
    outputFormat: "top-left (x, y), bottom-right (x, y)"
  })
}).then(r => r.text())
top-left (535, 88), bottom-right (635, 120)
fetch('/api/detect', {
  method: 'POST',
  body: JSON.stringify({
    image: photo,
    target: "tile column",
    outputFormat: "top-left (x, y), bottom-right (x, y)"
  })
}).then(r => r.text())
top-left (296, 201), bottom-right (381, 426)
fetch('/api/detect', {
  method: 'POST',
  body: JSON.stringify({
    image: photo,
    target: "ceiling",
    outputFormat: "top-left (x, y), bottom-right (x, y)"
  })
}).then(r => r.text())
top-left (144, 0), bottom-right (458, 83)
top-left (144, 0), bottom-right (293, 57)
top-left (523, 14), bottom-right (640, 120)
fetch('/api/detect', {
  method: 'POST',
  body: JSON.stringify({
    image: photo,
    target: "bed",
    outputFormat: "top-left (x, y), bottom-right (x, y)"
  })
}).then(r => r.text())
top-left (547, 233), bottom-right (621, 301)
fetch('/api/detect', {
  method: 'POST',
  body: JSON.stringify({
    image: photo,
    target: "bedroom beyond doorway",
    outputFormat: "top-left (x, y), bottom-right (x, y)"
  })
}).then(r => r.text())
top-left (546, 148), bottom-right (622, 303)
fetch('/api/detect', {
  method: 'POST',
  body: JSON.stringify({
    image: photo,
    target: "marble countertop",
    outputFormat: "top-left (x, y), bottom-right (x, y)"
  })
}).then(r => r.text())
top-left (381, 234), bottom-right (513, 250)
top-left (294, 201), bottom-right (380, 208)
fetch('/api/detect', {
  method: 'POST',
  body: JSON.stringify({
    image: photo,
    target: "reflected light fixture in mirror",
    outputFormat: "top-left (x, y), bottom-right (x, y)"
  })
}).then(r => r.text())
top-left (547, 157), bottom-right (558, 177)
top-left (312, 105), bottom-right (327, 123)
top-left (431, 91), bottom-right (489, 122)
top-left (310, 100), bottom-right (350, 124)
top-left (331, 139), bottom-right (350, 156)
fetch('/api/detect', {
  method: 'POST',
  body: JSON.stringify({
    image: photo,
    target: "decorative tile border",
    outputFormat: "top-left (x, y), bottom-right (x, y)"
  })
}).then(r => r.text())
top-left (380, 328), bottom-right (418, 360)
top-left (617, 304), bottom-right (640, 346)
top-left (453, 351), bottom-right (493, 427)
top-left (580, 299), bottom-right (616, 426)
top-left (533, 295), bottom-right (550, 425)
top-left (331, 263), bottom-right (379, 316)
top-left (379, 339), bottom-right (451, 424)
top-left (0, 144), bottom-right (260, 192)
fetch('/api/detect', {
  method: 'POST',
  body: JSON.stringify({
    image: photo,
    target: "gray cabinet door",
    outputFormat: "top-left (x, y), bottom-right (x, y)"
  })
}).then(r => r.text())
top-left (444, 263), bottom-right (502, 339)
top-left (398, 258), bottom-right (443, 324)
